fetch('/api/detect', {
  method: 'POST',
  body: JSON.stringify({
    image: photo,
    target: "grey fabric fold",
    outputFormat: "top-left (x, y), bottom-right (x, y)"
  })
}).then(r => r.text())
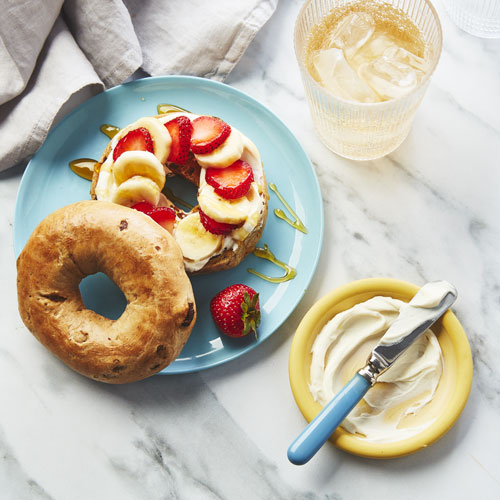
top-left (0, 16), bottom-right (103, 172)
top-left (0, 0), bottom-right (278, 172)
top-left (63, 0), bottom-right (142, 88)
top-left (0, 0), bottom-right (63, 105)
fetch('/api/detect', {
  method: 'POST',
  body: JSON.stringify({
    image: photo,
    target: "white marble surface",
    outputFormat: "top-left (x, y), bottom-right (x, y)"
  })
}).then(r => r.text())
top-left (2, 0), bottom-right (500, 498)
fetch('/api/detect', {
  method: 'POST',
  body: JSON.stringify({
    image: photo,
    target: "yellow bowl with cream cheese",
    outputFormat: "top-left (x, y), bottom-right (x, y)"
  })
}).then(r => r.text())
top-left (288, 278), bottom-right (473, 459)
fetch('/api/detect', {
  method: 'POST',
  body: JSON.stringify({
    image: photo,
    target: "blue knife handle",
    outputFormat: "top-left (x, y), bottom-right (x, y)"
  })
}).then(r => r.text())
top-left (287, 373), bottom-right (371, 465)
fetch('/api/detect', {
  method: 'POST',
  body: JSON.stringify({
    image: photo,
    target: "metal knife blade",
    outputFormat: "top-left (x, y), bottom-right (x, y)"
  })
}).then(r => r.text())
top-left (358, 280), bottom-right (457, 385)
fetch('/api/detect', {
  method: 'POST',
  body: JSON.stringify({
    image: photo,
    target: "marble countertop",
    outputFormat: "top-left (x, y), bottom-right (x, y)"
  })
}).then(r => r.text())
top-left (2, 0), bottom-right (500, 498)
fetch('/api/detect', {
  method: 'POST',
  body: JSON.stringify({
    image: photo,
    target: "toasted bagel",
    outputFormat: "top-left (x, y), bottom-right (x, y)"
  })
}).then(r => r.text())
top-left (16, 200), bottom-right (196, 384)
top-left (90, 111), bottom-right (268, 275)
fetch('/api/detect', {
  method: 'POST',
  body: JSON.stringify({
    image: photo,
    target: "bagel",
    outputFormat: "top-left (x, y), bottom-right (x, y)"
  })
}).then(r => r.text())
top-left (16, 200), bottom-right (196, 384)
top-left (90, 111), bottom-right (269, 275)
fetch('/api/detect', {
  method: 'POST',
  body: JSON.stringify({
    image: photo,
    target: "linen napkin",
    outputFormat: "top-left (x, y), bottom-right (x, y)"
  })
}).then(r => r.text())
top-left (0, 0), bottom-right (278, 172)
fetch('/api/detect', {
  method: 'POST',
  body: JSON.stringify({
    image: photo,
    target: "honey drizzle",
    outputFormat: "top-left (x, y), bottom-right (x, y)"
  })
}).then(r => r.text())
top-left (69, 158), bottom-right (97, 181)
top-left (100, 124), bottom-right (120, 139)
top-left (248, 244), bottom-right (297, 283)
top-left (157, 103), bottom-right (190, 115)
top-left (269, 183), bottom-right (307, 234)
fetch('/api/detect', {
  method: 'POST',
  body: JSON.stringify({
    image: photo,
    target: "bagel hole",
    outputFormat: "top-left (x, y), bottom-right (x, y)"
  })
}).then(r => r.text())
top-left (79, 272), bottom-right (127, 320)
top-left (162, 175), bottom-right (198, 210)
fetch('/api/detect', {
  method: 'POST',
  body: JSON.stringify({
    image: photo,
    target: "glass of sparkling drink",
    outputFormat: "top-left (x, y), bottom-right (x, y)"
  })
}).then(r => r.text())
top-left (294, 0), bottom-right (442, 160)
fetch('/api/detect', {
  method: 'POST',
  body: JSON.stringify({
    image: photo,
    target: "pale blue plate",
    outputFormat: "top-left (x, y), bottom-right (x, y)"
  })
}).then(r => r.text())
top-left (14, 76), bottom-right (324, 374)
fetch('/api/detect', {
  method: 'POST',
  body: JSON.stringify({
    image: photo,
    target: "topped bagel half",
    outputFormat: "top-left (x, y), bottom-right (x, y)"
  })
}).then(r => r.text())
top-left (90, 111), bottom-right (268, 275)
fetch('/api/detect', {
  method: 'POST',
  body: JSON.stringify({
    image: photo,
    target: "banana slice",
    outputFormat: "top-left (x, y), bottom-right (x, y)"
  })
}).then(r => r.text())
top-left (132, 117), bottom-right (171, 163)
top-left (113, 151), bottom-right (166, 189)
top-left (174, 212), bottom-right (223, 261)
top-left (95, 156), bottom-right (115, 201)
top-left (231, 211), bottom-right (261, 241)
top-left (111, 117), bottom-right (172, 164)
top-left (198, 182), bottom-right (260, 225)
top-left (241, 136), bottom-right (261, 166)
top-left (194, 128), bottom-right (244, 168)
top-left (240, 136), bottom-right (265, 188)
top-left (111, 175), bottom-right (161, 207)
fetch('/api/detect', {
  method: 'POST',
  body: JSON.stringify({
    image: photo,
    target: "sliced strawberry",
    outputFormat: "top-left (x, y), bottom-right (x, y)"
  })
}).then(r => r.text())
top-left (131, 203), bottom-right (176, 233)
top-left (198, 209), bottom-right (239, 235)
top-left (190, 116), bottom-right (231, 155)
top-left (165, 116), bottom-right (193, 165)
top-left (205, 160), bottom-right (254, 199)
top-left (148, 207), bottom-right (176, 233)
top-left (131, 201), bottom-right (155, 214)
top-left (113, 128), bottom-right (154, 161)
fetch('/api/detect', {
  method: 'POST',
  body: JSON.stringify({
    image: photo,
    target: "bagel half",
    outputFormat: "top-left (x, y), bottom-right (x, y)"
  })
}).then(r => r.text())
top-left (90, 111), bottom-right (269, 275)
top-left (17, 200), bottom-right (196, 384)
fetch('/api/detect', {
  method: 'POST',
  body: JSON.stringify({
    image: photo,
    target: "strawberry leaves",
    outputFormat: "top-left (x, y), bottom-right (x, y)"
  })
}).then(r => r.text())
top-left (240, 291), bottom-right (260, 338)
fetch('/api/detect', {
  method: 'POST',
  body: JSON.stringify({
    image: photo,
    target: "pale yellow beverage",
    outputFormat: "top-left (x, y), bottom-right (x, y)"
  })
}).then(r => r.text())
top-left (307, 2), bottom-right (430, 103)
top-left (294, 0), bottom-right (442, 160)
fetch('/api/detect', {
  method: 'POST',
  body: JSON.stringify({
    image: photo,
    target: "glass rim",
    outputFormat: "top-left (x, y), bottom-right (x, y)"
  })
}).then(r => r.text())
top-left (293, 0), bottom-right (443, 109)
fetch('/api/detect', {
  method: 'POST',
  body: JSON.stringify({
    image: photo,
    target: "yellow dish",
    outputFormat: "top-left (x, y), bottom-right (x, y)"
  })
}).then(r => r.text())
top-left (288, 278), bottom-right (473, 458)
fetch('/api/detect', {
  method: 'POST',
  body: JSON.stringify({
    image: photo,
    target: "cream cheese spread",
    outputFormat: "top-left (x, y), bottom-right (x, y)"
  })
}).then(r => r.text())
top-left (309, 295), bottom-right (444, 442)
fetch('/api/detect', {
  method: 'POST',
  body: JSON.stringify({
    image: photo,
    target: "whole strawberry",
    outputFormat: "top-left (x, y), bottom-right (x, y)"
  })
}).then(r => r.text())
top-left (210, 284), bottom-right (260, 339)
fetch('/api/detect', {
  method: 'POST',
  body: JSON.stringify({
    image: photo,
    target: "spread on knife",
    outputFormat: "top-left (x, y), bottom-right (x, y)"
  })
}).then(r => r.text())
top-left (309, 295), bottom-right (445, 442)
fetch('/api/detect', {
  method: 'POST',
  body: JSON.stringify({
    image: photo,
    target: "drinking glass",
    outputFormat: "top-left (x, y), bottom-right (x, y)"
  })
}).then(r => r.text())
top-left (294, 0), bottom-right (442, 161)
top-left (442, 0), bottom-right (500, 38)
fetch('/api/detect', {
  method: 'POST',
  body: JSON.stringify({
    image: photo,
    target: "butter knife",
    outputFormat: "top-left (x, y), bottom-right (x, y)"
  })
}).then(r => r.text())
top-left (287, 280), bottom-right (457, 465)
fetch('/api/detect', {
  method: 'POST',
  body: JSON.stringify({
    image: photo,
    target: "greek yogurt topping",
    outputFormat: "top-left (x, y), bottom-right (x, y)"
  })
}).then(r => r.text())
top-left (309, 295), bottom-right (444, 442)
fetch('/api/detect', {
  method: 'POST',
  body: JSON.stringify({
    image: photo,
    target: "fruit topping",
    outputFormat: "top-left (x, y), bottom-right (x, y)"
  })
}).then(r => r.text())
top-left (198, 208), bottom-right (239, 235)
top-left (193, 128), bottom-right (244, 168)
top-left (149, 207), bottom-right (176, 233)
top-left (174, 212), bottom-right (223, 261)
top-left (133, 117), bottom-right (172, 164)
top-left (205, 160), bottom-right (254, 199)
top-left (198, 182), bottom-right (257, 225)
top-left (165, 116), bottom-right (193, 165)
top-left (131, 201), bottom-right (155, 213)
top-left (132, 202), bottom-right (176, 233)
top-left (113, 128), bottom-right (154, 161)
top-left (210, 284), bottom-right (261, 339)
top-left (112, 151), bottom-right (166, 190)
top-left (111, 176), bottom-right (161, 208)
top-left (190, 116), bottom-right (231, 154)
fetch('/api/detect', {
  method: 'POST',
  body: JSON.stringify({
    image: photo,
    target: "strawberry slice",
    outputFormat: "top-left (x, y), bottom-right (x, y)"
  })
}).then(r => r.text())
top-left (131, 201), bottom-right (155, 214)
top-left (199, 209), bottom-right (239, 235)
top-left (113, 128), bottom-right (154, 161)
top-left (131, 203), bottom-right (176, 234)
top-left (190, 116), bottom-right (231, 154)
top-left (148, 207), bottom-right (176, 233)
top-left (165, 116), bottom-right (193, 165)
top-left (205, 160), bottom-right (254, 199)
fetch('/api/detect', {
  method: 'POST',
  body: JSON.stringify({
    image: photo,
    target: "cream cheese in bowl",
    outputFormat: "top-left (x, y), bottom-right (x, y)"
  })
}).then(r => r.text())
top-left (309, 295), bottom-right (444, 442)
top-left (289, 278), bottom-right (473, 458)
